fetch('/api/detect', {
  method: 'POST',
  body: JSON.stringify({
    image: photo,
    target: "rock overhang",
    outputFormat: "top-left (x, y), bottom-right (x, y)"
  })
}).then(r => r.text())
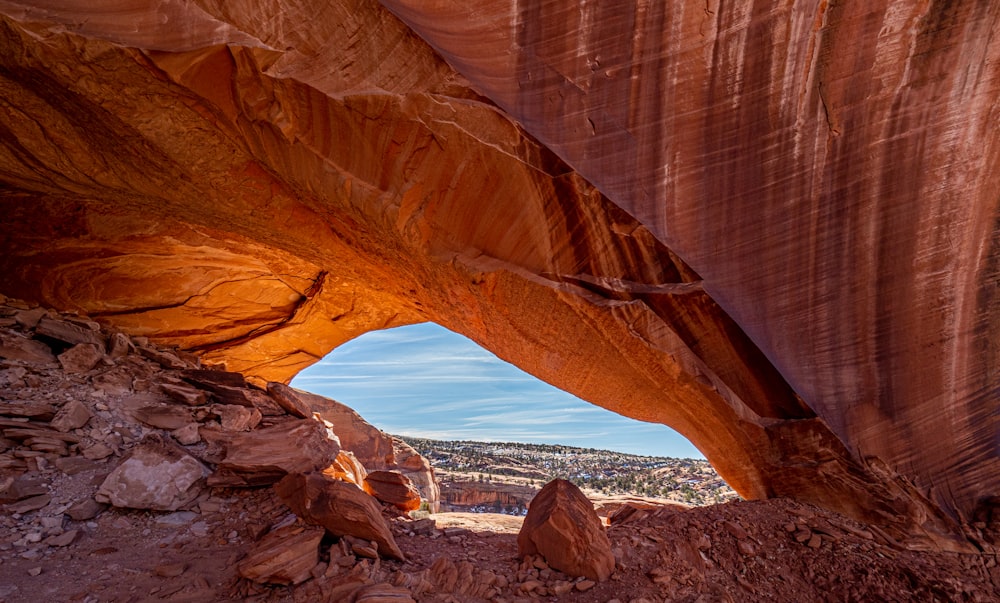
top-left (0, 0), bottom-right (996, 551)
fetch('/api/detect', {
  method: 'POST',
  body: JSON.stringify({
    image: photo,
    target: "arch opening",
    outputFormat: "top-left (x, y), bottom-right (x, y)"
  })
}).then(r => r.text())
top-left (291, 322), bottom-right (740, 508)
top-left (292, 322), bottom-right (704, 459)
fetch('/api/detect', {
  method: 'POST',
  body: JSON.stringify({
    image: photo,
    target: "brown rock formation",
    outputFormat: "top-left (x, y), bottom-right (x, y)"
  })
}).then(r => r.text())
top-left (0, 0), bottom-right (996, 549)
top-left (296, 390), bottom-right (440, 509)
top-left (237, 525), bottom-right (325, 586)
top-left (363, 470), bottom-right (422, 513)
top-left (275, 471), bottom-right (405, 561)
top-left (95, 433), bottom-right (209, 511)
top-left (439, 480), bottom-right (537, 513)
top-left (517, 479), bottom-right (616, 582)
top-left (211, 418), bottom-right (342, 487)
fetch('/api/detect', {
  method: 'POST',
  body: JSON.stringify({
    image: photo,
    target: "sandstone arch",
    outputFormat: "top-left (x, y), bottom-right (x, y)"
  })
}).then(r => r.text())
top-left (0, 1), bottom-right (997, 551)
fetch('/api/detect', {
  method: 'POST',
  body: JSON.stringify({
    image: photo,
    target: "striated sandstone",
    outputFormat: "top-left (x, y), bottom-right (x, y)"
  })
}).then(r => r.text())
top-left (439, 479), bottom-right (537, 513)
top-left (212, 419), bottom-right (341, 486)
top-left (363, 470), bottom-right (422, 513)
top-left (0, 0), bottom-right (995, 549)
top-left (275, 471), bottom-right (405, 561)
top-left (237, 525), bottom-right (325, 586)
top-left (326, 450), bottom-right (368, 486)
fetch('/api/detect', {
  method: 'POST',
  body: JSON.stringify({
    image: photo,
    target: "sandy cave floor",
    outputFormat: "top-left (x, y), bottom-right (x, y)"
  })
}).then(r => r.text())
top-left (2, 481), bottom-right (999, 603)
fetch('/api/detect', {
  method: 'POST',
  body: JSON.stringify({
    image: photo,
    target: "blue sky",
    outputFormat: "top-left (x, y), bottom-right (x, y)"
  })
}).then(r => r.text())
top-left (291, 322), bottom-right (704, 459)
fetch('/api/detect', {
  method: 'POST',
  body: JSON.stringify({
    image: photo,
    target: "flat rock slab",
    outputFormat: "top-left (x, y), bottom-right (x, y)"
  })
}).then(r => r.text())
top-left (36, 317), bottom-right (105, 350)
top-left (5, 493), bottom-right (51, 514)
top-left (0, 401), bottom-right (57, 421)
top-left (0, 333), bottom-right (57, 366)
top-left (130, 404), bottom-right (193, 431)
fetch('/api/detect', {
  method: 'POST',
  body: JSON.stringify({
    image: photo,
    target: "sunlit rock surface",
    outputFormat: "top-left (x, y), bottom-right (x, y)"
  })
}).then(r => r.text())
top-left (0, 0), bottom-right (996, 549)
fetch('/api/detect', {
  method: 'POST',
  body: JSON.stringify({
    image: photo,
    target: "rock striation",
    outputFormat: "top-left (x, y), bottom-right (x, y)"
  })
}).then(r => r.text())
top-left (0, 0), bottom-right (996, 549)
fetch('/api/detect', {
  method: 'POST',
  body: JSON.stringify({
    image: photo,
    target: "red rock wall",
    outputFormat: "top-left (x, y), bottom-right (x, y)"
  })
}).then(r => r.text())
top-left (0, 0), bottom-right (996, 549)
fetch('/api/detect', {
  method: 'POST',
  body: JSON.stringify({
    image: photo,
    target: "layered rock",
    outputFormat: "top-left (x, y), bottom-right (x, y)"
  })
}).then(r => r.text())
top-left (296, 390), bottom-right (440, 510)
top-left (438, 480), bottom-right (537, 514)
top-left (275, 471), bottom-right (406, 561)
top-left (0, 0), bottom-right (996, 549)
top-left (237, 525), bottom-right (325, 586)
top-left (363, 470), bottom-right (422, 513)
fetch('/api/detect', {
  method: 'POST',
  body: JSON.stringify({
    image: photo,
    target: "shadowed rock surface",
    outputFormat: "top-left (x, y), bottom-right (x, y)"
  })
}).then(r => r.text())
top-left (0, 0), bottom-right (997, 549)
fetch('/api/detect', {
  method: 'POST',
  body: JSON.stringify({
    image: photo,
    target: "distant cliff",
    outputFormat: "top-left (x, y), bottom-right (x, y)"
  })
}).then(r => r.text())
top-left (438, 480), bottom-right (538, 515)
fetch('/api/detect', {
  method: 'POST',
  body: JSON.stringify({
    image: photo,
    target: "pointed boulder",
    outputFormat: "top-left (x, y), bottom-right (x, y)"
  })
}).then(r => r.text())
top-left (517, 479), bottom-right (615, 582)
top-left (265, 382), bottom-right (313, 419)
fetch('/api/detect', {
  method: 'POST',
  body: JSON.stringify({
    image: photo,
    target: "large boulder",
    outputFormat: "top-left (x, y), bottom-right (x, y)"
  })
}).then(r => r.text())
top-left (517, 479), bottom-right (615, 582)
top-left (275, 471), bottom-right (405, 561)
top-left (96, 434), bottom-right (209, 511)
top-left (212, 418), bottom-right (341, 486)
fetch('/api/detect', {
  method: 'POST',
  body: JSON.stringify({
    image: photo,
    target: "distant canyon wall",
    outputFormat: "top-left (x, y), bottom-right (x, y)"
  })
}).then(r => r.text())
top-left (438, 480), bottom-right (538, 514)
top-left (0, 0), bottom-right (996, 550)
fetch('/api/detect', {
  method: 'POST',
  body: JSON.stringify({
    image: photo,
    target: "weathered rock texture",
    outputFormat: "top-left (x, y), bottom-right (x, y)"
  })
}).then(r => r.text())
top-left (275, 471), bottom-right (406, 561)
top-left (518, 479), bottom-right (615, 581)
top-left (296, 390), bottom-right (440, 509)
top-left (439, 480), bottom-right (538, 514)
top-left (0, 0), bottom-right (996, 549)
top-left (95, 433), bottom-right (209, 511)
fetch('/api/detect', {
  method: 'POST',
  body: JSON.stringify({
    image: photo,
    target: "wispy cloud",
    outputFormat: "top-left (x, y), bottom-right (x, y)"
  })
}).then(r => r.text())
top-left (291, 323), bottom-right (704, 458)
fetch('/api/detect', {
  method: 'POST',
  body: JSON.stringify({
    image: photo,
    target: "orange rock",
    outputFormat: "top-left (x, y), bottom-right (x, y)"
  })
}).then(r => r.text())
top-left (275, 471), bottom-right (405, 561)
top-left (294, 391), bottom-right (439, 509)
top-left (324, 450), bottom-right (368, 486)
top-left (363, 470), bottom-right (421, 512)
top-left (57, 343), bottom-right (103, 373)
top-left (517, 479), bottom-right (615, 581)
top-left (237, 525), bottom-right (324, 585)
top-left (0, 0), bottom-right (996, 550)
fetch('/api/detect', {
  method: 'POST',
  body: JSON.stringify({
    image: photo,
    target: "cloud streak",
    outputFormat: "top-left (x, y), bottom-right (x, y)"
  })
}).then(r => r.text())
top-left (291, 323), bottom-right (704, 458)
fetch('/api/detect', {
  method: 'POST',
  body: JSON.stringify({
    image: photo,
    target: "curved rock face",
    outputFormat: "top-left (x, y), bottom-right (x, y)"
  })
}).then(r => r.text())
top-left (0, 1), bottom-right (996, 549)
